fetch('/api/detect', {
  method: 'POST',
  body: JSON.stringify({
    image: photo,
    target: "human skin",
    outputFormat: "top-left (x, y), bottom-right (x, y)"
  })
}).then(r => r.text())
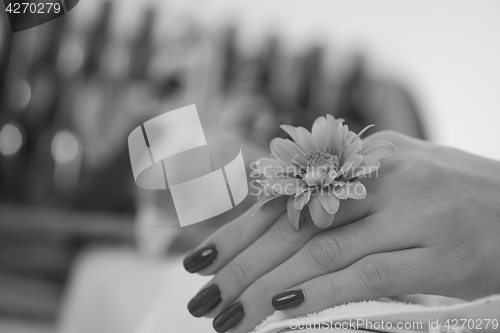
top-left (184, 131), bottom-right (500, 333)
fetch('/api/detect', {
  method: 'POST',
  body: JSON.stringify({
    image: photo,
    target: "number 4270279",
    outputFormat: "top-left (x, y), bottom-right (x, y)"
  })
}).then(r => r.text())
top-left (5, 2), bottom-right (61, 14)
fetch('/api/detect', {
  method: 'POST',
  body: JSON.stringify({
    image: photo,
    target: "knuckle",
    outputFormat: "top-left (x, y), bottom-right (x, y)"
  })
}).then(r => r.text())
top-left (357, 258), bottom-right (396, 295)
top-left (225, 258), bottom-right (251, 288)
top-left (305, 233), bottom-right (345, 273)
top-left (397, 153), bottom-right (443, 181)
top-left (392, 153), bottom-right (445, 197)
top-left (395, 153), bottom-right (423, 177)
top-left (323, 275), bottom-right (342, 296)
top-left (272, 215), bottom-right (302, 247)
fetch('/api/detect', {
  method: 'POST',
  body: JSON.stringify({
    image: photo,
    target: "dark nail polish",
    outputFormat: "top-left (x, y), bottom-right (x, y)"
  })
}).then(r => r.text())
top-left (213, 302), bottom-right (244, 333)
top-left (272, 290), bottom-right (304, 310)
top-left (183, 244), bottom-right (218, 273)
top-left (188, 285), bottom-right (221, 317)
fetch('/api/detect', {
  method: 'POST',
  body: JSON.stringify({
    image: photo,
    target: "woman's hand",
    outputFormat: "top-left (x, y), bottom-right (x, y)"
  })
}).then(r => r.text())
top-left (183, 131), bottom-right (500, 333)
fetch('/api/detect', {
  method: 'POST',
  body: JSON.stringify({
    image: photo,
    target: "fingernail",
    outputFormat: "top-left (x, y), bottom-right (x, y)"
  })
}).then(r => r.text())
top-left (188, 285), bottom-right (222, 317)
top-left (213, 302), bottom-right (244, 333)
top-left (183, 244), bottom-right (218, 273)
top-left (272, 290), bottom-right (304, 310)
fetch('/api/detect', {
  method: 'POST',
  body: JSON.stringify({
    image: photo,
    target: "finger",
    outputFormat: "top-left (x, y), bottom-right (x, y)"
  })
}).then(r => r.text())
top-left (185, 170), bottom-right (378, 275)
top-left (269, 211), bottom-right (416, 309)
top-left (209, 212), bottom-right (415, 333)
top-left (188, 189), bottom-right (380, 318)
top-left (191, 209), bottom-right (317, 318)
top-left (279, 248), bottom-right (433, 317)
top-left (183, 195), bottom-right (287, 275)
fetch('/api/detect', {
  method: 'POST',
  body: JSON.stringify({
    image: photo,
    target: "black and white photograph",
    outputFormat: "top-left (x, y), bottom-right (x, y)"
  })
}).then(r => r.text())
top-left (0, 1), bottom-right (499, 332)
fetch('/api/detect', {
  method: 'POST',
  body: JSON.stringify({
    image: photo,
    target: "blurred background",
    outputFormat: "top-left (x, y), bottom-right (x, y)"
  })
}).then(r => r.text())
top-left (0, 0), bottom-right (499, 332)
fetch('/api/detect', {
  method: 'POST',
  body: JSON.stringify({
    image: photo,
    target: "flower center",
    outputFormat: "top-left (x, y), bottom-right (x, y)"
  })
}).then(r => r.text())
top-left (303, 151), bottom-right (339, 187)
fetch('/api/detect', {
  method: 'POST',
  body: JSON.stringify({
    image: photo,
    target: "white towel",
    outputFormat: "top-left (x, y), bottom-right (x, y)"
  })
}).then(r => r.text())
top-left (250, 295), bottom-right (500, 333)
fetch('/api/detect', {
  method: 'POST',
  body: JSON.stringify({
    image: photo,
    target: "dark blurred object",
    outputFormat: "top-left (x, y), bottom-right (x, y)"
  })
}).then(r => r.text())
top-left (82, 1), bottom-right (113, 79)
top-left (70, 149), bottom-right (136, 213)
top-left (0, 17), bottom-right (34, 202)
top-left (293, 45), bottom-right (323, 129)
top-left (129, 7), bottom-right (155, 80)
top-left (0, 3), bottom-right (137, 324)
top-left (0, 204), bottom-right (134, 321)
top-left (336, 54), bottom-right (426, 138)
top-left (27, 16), bottom-right (76, 205)
top-left (0, 16), bottom-right (13, 106)
top-left (255, 36), bottom-right (279, 96)
top-left (68, 5), bottom-right (158, 214)
top-left (219, 26), bottom-right (238, 96)
top-left (336, 54), bottom-right (367, 131)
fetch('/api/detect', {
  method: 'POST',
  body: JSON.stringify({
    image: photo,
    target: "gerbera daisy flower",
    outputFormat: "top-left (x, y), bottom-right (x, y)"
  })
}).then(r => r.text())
top-left (254, 115), bottom-right (396, 230)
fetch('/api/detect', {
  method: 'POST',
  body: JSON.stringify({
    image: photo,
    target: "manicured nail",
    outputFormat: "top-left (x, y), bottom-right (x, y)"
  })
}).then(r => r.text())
top-left (213, 302), bottom-right (244, 333)
top-left (183, 244), bottom-right (218, 273)
top-left (272, 290), bottom-right (305, 310)
top-left (188, 285), bottom-right (222, 317)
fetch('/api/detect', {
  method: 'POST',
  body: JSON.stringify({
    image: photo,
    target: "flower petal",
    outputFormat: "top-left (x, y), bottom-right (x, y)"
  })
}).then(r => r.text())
top-left (342, 139), bottom-right (362, 163)
top-left (329, 117), bottom-right (345, 155)
top-left (311, 116), bottom-right (329, 152)
top-left (280, 125), bottom-right (317, 152)
top-left (270, 138), bottom-right (307, 165)
top-left (347, 181), bottom-right (367, 199)
top-left (335, 124), bottom-right (356, 158)
top-left (352, 155), bottom-right (380, 178)
top-left (308, 194), bottom-right (335, 228)
top-left (340, 127), bottom-right (360, 150)
top-left (324, 115), bottom-right (336, 153)
top-left (359, 140), bottom-right (397, 159)
top-left (341, 126), bottom-right (352, 147)
top-left (317, 188), bottom-right (340, 214)
top-left (347, 153), bottom-right (364, 170)
top-left (323, 169), bottom-right (338, 187)
top-left (287, 196), bottom-right (302, 231)
top-left (291, 153), bottom-right (307, 167)
top-left (331, 184), bottom-right (349, 199)
top-left (294, 190), bottom-right (311, 210)
top-left (312, 116), bottom-right (327, 133)
top-left (331, 180), bottom-right (346, 186)
top-left (338, 160), bottom-right (353, 177)
top-left (338, 154), bottom-right (363, 177)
